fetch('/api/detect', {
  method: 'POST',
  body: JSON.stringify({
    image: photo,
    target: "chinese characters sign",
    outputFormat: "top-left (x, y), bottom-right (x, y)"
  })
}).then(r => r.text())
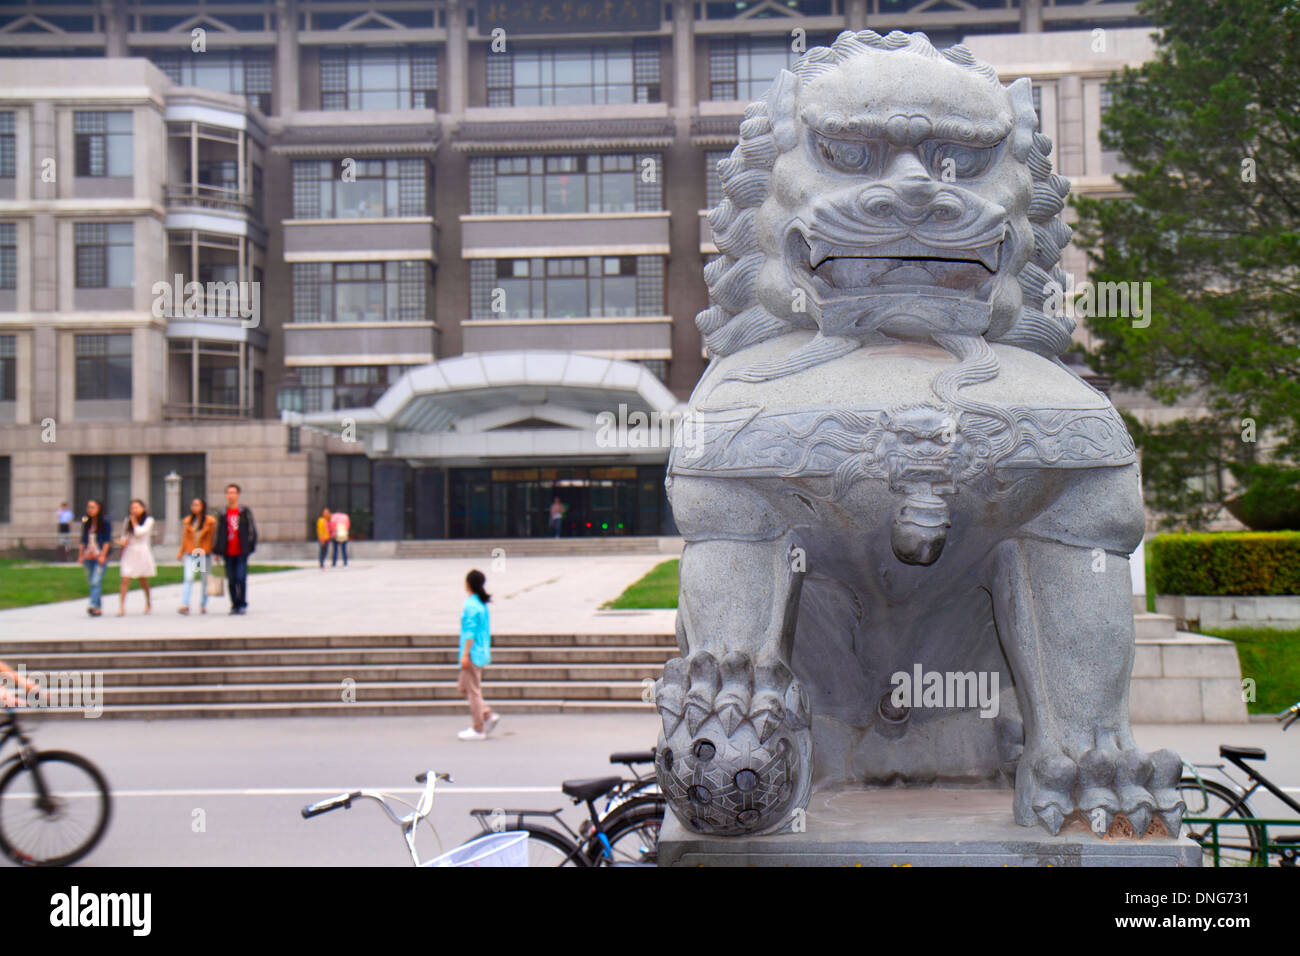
top-left (478, 1), bottom-right (663, 35)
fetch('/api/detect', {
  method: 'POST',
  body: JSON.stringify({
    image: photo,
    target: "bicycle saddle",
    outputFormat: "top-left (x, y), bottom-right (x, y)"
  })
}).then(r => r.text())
top-left (561, 776), bottom-right (623, 802)
top-left (1219, 745), bottom-right (1266, 761)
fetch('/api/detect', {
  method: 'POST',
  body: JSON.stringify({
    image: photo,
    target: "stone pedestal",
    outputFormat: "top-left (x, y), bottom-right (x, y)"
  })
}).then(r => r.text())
top-left (658, 789), bottom-right (1201, 867)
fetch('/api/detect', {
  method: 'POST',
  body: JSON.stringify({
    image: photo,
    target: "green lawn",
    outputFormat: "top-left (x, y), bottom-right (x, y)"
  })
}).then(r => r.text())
top-left (1204, 627), bottom-right (1300, 715)
top-left (604, 559), bottom-right (680, 609)
top-left (0, 558), bottom-right (296, 610)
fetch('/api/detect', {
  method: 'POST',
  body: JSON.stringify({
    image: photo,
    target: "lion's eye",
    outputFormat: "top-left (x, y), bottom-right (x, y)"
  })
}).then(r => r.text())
top-left (816, 136), bottom-right (879, 175)
top-left (923, 142), bottom-right (995, 179)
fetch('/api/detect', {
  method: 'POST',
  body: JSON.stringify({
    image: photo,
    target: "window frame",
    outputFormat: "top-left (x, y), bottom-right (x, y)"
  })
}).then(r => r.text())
top-left (74, 111), bottom-right (133, 178)
top-left (74, 222), bottom-right (133, 289)
top-left (74, 333), bottom-right (133, 401)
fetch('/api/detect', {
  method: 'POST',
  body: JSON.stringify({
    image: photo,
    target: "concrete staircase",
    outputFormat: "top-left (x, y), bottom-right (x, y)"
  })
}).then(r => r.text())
top-left (1, 612), bottom-right (1246, 723)
top-left (0, 633), bottom-right (673, 719)
top-left (1131, 613), bottom-right (1250, 723)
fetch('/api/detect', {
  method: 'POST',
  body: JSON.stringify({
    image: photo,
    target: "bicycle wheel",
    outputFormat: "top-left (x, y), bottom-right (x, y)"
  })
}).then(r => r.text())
top-left (460, 825), bottom-right (588, 867)
top-left (0, 750), bottom-right (112, 867)
top-left (592, 803), bottom-right (663, 866)
top-left (1177, 777), bottom-right (1260, 867)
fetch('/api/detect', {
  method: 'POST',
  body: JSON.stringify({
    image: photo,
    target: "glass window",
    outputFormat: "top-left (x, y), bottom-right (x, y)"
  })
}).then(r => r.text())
top-left (0, 113), bottom-right (13, 178)
top-left (320, 46), bottom-right (437, 111)
top-left (0, 456), bottom-right (8, 524)
top-left (475, 256), bottom-right (654, 319)
top-left (292, 261), bottom-right (427, 323)
top-left (705, 150), bottom-right (730, 208)
top-left (328, 454), bottom-right (374, 539)
top-left (151, 49), bottom-right (273, 112)
top-left (488, 44), bottom-right (659, 106)
top-left (292, 159), bottom-right (428, 219)
top-left (469, 153), bottom-right (659, 214)
top-left (0, 335), bottom-right (14, 401)
top-left (74, 111), bottom-right (132, 177)
top-left (74, 222), bottom-right (133, 289)
top-left (710, 37), bottom-right (801, 101)
top-left (0, 222), bottom-right (15, 291)
top-left (73, 455), bottom-right (132, 526)
top-left (75, 333), bottom-right (132, 401)
top-left (149, 454), bottom-right (206, 516)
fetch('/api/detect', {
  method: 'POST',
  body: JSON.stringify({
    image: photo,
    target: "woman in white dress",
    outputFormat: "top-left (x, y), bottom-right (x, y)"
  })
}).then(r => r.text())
top-left (117, 498), bottom-right (157, 616)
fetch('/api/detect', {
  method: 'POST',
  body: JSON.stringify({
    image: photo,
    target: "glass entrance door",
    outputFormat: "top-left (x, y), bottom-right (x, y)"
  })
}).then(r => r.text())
top-left (448, 465), bottom-right (663, 538)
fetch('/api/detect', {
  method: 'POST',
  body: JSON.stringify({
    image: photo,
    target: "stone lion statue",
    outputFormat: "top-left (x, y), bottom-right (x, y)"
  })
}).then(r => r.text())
top-left (654, 30), bottom-right (1184, 840)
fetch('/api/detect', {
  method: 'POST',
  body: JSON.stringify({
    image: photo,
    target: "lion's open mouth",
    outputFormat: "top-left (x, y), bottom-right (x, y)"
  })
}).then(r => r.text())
top-left (788, 230), bottom-right (1000, 301)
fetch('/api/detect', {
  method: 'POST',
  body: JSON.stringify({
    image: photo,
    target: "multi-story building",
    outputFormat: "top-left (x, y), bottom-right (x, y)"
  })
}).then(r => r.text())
top-left (0, 0), bottom-right (1157, 547)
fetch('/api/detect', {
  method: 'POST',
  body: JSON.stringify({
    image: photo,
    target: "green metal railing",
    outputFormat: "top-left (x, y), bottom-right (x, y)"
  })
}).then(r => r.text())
top-left (1184, 816), bottom-right (1300, 867)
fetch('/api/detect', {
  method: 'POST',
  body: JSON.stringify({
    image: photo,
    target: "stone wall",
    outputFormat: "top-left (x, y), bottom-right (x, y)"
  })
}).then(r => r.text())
top-left (1156, 594), bottom-right (1300, 632)
top-left (0, 420), bottom-right (360, 549)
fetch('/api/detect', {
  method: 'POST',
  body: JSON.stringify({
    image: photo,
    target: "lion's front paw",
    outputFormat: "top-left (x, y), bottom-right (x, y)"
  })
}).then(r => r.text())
top-left (654, 650), bottom-right (811, 836)
top-left (1020, 744), bottom-right (1184, 838)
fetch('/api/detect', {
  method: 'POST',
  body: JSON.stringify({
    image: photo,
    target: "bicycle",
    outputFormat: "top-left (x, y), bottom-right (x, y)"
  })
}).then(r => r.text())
top-left (467, 749), bottom-right (664, 867)
top-left (1178, 700), bottom-right (1300, 867)
top-left (301, 770), bottom-right (452, 866)
top-left (602, 749), bottom-right (662, 814)
top-left (0, 709), bottom-right (113, 867)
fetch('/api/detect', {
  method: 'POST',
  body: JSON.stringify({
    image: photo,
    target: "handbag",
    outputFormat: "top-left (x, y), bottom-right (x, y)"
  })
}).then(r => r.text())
top-left (206, 567), bottom-right (224, 597)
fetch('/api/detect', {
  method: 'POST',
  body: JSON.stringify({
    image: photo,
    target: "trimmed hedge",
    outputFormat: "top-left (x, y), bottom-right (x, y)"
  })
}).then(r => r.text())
top-left (1150, 532), bottom-right (1300, 596)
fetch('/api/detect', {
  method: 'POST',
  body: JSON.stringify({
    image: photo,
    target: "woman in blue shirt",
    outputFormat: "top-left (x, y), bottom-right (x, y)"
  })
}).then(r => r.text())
top-left (457, 569), bottom-right (499, 741)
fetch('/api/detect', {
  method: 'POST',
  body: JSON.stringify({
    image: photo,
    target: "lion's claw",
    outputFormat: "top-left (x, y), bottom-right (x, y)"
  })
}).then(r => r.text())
top-left (655, 651), bottom-right (811, 835)
top-left (1021, 743), bottom-right (1185, 838)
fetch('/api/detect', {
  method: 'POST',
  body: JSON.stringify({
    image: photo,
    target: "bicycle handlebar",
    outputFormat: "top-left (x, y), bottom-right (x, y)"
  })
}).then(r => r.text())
top-left (415, 771), bottom-right (453, 784)
top-left (1278, 702), bottom-right (1299, 731)
top-left (301, 790), bottom-right (362, 819)
top-left (609, 749), bottom-right (656, 767)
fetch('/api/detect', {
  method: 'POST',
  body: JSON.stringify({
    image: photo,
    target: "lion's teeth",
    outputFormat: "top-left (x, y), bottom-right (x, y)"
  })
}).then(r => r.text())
top-left (810, 241), bottom-right (833, 268)
top-left (974, 243), bottom-right (1001, 271)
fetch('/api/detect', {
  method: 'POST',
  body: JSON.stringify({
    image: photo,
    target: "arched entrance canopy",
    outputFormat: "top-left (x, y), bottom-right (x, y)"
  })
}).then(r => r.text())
top-left (303, 350), bottom-right (684, 466)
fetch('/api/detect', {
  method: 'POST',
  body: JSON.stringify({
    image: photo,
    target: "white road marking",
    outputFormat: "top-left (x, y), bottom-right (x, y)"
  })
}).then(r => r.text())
top-left (2, 785), bottom-right (561, 798)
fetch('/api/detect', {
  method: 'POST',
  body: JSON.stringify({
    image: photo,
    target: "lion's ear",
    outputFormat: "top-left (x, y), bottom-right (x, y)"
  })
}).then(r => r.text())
top-left (767, 69), bottom-right (800, 152)
top-left (1005, 77), bottom-right (1038, 163)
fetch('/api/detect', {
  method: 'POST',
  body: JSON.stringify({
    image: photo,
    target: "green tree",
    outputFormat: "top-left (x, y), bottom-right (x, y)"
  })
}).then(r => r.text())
top-left (1072, 0), bottom-right (1300, 529)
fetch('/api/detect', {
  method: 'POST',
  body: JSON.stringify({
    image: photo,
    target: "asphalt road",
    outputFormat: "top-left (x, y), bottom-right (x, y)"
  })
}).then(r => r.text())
top-left (1, 714), bottom-right (1296, 867)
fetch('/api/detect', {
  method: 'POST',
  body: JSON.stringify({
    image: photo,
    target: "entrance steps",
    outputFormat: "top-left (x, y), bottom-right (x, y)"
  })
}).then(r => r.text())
top-left (0, 632), bottom-right (674, 719)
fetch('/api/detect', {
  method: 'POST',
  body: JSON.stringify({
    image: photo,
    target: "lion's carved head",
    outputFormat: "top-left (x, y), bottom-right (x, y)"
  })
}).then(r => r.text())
top-left (698, 30), bottom-right (1075, 368)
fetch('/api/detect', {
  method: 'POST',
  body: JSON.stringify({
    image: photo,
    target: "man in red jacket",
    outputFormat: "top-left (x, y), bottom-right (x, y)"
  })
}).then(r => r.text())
top-left (213, 483), bottom-right (258, 615)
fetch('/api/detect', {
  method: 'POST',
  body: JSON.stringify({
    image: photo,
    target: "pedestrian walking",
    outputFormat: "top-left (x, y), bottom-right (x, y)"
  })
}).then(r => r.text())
top-left (213, 483), bottom-right (258, 615)
top-left (116, 498), bottom-right (156, 616)
top-left (549, 497), bottom-right (565, 538)
top-left (456, 569), bottom-right (499, 741)
top-left (316, 507), bottom-right (332, 569)
top-left (177, 497), bottom-right (216, 615)
top-left (78, 499), bottom-right (111, 617)
top-left (329, 509), bottom-right (350, 567)
top-left (56, 501), bottom-right (74, 559)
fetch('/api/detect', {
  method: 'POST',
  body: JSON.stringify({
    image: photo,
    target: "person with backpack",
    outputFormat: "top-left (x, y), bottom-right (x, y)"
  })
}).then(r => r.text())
top-left (456, 569), bottom-right (499, 741)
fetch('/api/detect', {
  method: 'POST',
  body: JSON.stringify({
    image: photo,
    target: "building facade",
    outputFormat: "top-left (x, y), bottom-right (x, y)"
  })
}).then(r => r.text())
top-left (0, 0), bottom-right (1155, 546)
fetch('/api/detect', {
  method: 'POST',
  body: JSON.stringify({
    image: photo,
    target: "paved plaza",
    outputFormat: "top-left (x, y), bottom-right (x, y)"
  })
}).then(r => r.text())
top-left (0, 554), bottom-right (677, 641)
